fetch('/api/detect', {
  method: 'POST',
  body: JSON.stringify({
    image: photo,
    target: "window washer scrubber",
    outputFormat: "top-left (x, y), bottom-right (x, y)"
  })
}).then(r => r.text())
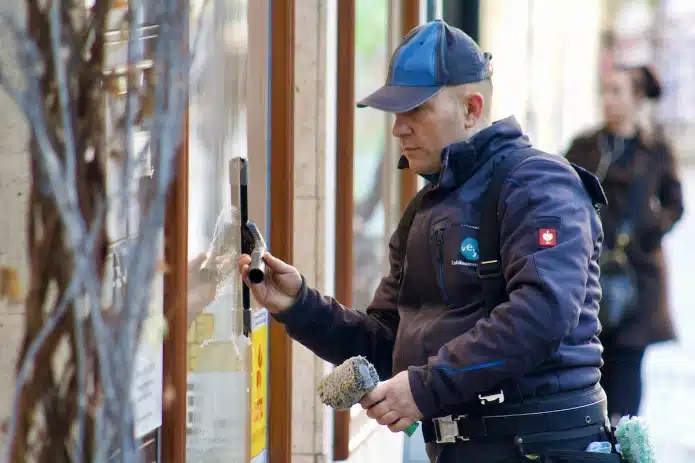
top-left (318, 356), bottom-right (419, 437)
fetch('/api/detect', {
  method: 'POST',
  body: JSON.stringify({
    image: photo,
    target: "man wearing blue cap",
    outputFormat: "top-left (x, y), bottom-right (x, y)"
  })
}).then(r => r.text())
top-left (240, 20), bottom-right (614, 462)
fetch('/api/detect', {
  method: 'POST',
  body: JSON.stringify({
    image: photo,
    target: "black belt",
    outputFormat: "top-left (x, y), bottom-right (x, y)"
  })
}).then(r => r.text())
top-left (422, 399), bottom-right (607, 444)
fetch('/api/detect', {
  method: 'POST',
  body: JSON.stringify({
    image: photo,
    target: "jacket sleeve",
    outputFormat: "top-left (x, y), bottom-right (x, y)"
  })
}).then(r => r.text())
top-left (271, 226), bottom-right (406, 379)
top-left (655, 142), bottom-right (684, 234)
top-left (637, 141), bottom-right (685, 250)
top-left (408, 157), bottom-right (596, 418)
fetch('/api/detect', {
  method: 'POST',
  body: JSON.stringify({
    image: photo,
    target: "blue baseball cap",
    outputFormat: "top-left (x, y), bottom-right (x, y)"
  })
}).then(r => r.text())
top-left (357, 19), bottom-right (493, 113)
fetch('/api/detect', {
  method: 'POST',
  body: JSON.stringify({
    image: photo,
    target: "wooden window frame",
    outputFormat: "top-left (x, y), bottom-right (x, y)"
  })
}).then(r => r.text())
top-left (161, 0), bottom-right (295, 462)
top-left (162, 112), bottom-right (189, 463)
top-left (268, 0), bottom-right (295, 461)
top-left (333, 0), bottom-right (422, 460)
top-left (333, 0), bottom-right (356, 459)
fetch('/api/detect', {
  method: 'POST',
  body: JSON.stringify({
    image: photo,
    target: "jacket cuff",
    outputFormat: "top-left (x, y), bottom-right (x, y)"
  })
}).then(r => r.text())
top-left (270, 275), bottom-right (310, 325)
top-left (408, 365), bottom-right (440, 419)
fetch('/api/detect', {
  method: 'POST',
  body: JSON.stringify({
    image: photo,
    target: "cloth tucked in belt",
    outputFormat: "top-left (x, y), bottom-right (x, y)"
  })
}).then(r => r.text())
top-left (422, 385), bottom-right (608, 444)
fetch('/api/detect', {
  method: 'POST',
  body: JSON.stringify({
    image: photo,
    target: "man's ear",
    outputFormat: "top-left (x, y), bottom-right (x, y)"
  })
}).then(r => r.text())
top-left (463, 93), bottom-right (484, 128)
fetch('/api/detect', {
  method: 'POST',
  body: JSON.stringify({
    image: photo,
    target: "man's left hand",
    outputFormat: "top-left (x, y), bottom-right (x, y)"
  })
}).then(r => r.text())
top-left (360, 370), bottom-right (423, 433)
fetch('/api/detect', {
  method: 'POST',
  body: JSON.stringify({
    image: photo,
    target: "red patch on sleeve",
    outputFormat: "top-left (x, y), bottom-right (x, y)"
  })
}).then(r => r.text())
top-left (538, 228), bottom-right (557, 247)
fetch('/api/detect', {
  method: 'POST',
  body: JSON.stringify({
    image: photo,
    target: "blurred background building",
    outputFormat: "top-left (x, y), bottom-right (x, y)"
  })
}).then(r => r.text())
top-left (0, 0), bottom-right (692, 462)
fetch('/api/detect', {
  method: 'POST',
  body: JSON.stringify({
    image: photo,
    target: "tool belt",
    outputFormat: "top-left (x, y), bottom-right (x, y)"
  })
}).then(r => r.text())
top-left (422, 398), bottom-right (607, 444)
top-left (422, 383), bottom-right (610, 443)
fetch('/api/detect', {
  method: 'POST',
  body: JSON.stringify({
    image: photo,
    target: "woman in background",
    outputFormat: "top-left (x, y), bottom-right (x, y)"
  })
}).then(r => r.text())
top-left (565, 64), bottom-right (684, 425)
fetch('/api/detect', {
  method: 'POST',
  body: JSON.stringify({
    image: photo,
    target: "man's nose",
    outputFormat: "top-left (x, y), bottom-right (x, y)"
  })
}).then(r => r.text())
top-left (392, 114), bottom-right (412, 138)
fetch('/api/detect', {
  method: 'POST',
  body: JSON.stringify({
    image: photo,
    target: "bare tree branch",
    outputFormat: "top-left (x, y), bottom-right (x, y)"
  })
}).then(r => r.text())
top-left (3, 199), bottom-right (105, 462)
top-left (3, 0), bottom-right (193, 461)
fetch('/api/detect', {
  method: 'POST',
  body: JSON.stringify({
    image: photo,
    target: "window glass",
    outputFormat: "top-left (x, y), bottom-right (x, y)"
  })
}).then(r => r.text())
top-left (350, 0), bottom-right (390, 443)
top-left (352, 0), bottom-right (390, 312)
top-left (187, 0), bottom-right (250, 460)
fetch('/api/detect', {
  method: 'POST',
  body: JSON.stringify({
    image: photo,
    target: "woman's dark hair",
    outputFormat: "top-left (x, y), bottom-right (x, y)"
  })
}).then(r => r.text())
top-left (616, 64), bottom-right (663, 100)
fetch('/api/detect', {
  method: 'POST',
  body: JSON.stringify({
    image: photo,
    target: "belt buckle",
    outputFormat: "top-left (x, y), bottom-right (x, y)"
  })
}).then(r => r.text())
top-left (433, 415), bottom-right (469, 444)
top-left (478, 389), bottom-right (505, 405)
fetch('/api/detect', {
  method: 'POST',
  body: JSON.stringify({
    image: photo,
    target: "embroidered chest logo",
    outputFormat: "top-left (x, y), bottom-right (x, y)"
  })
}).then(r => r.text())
top-left (459, 237), bottom-right (480, 261)
top-left (538, 228), bottom-right (557, 247)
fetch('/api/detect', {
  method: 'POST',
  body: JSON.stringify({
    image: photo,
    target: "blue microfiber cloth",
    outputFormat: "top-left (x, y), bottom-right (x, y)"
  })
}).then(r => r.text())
top-left (614, 415), bottom-right (656, 463)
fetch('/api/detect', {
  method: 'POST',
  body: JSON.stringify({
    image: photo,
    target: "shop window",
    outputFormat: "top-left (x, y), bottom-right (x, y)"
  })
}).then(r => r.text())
top-left (352, 0), bottom-right (390, 315)
top-left (349, 0), bottom-right (392, 448)
top-left (186, 0), bottom-right (250, 460)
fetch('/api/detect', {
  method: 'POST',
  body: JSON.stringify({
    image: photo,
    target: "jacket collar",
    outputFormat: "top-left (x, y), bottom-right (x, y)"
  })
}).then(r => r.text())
top-left (599, 124), bottom-right (661, 151)
top-left (400, 116), bottom-right (531, 188)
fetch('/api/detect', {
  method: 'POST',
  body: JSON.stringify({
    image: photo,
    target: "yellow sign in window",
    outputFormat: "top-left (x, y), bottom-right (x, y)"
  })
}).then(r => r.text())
top-left (187, 313), bottom-right (247, 373)
top-left (250, 309), bottom-right (269, 459)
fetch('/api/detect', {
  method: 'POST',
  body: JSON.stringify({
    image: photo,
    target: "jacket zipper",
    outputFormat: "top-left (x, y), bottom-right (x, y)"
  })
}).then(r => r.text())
top-left (435, 226), bottom-right (451, 306)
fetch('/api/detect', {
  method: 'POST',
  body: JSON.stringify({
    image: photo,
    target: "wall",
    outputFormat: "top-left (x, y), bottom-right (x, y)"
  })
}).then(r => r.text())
top-left (480, 0), bottom-right (603, 155)
top-left (291, 0), bottom-right (334, 461)
top-left (0, 2), bottom-right (30, 454)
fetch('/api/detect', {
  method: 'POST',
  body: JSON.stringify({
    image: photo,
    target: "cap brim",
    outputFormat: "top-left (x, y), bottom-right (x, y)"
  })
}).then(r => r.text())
top-left (356, 85), bottom-right (443, 113)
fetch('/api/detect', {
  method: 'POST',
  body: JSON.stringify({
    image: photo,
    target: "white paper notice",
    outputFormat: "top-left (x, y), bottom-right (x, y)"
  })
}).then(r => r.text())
top-left (132, 234), bottom-right (164, 439)
top-left (132, 339), bottom-right (163, 438)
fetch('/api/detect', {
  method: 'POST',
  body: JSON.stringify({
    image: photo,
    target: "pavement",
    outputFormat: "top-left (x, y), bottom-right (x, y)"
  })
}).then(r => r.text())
top-left (640, 164), bottom-right (695, 461)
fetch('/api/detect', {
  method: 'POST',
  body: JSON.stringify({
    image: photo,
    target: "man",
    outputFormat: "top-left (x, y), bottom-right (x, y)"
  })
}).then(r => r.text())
top-left (240, 20), bottom-right (611, 462)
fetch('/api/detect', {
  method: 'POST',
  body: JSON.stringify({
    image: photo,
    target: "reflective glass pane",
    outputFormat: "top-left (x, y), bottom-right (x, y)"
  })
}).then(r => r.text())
top-left (187, 0), bottom-right (250, 460)
top-left (352, 0), bottom-right (390, 312)
top-left (350, 0), bottom-right (390, 443)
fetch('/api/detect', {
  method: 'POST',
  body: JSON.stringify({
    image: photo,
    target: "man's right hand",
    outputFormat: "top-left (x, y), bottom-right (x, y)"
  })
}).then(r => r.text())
top-left (238, 252), bottom-right (302, 313)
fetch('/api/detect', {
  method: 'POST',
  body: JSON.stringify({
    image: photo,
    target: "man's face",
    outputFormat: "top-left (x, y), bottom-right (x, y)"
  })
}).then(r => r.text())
top-left (391, 88), bottom-right (469, 175)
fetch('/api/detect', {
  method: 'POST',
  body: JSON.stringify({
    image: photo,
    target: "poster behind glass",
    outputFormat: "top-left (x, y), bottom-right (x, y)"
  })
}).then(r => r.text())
top-left (187, 0), bottom-right (250, 461)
